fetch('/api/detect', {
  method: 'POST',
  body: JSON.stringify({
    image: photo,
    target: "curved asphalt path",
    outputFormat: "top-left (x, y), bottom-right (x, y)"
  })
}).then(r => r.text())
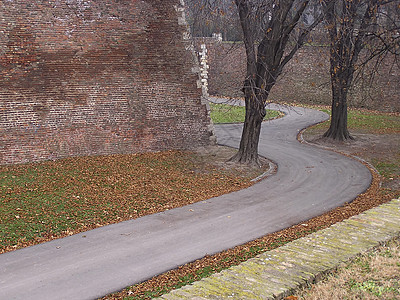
top-left (0, 99), bottom-right (372, 300)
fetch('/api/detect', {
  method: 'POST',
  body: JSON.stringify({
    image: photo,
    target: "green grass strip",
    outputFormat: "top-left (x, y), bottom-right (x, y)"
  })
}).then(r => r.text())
top-left (209, 102), bottom-right (282, 124)
top-left (310, 108), bottom-right (399, 133)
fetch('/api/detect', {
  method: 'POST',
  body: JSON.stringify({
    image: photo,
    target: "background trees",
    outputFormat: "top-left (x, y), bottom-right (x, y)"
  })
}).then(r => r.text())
top-left (185, 0), bottom-right (242, 41)
top-left (322, 0), bottom-right (400, 140)
top-left (187, 0), bottom-right (326, 165)
top-left (186, 0), bottom-right (399, 162)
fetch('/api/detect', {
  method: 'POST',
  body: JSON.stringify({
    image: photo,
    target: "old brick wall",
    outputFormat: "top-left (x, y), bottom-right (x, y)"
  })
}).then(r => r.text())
top-left (0, 0), bottom-right (213, 165)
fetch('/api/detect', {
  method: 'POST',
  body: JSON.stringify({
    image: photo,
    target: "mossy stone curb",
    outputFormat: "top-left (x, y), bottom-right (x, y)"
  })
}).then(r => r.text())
top-left (158, 198), bottom-right (400, 299)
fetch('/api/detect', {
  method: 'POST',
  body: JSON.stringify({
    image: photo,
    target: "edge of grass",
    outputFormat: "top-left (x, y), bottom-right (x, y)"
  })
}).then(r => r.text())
top-left (209, 102), bottom-right (283, 124)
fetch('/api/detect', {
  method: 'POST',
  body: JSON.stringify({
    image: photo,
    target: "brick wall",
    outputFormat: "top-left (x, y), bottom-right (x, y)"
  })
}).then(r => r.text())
top-left (0, 0), bottom-right (214, 165)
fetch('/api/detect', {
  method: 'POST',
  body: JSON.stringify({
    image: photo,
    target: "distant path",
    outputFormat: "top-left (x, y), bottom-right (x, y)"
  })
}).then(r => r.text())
top-left (0, 99), bottom-right (372, 300)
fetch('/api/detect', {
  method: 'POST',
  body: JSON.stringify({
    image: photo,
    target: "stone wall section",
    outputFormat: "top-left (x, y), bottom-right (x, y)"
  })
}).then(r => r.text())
top-left (159, 198), bottom-right (400, 299)
top-left (198, 44), bottom-right (209, 97)
top-left (0, 0), bottom-right (214, 165)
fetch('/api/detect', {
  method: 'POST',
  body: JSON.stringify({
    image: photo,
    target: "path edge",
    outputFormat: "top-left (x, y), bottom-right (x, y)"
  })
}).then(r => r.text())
top-left (158, 197), bottom-right (400, 299)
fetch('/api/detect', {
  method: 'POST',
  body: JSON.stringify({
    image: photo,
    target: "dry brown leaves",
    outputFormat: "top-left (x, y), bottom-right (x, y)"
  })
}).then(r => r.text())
top-left (1, 149), bottom-right (264, 254)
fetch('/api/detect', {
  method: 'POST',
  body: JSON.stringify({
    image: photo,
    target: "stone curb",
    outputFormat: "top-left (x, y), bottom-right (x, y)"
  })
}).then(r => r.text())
top-left (158, 198), bottom-right (400, 300)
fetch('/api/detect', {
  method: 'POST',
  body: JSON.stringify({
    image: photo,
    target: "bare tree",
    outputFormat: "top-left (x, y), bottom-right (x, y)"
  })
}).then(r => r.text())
top-left (186, 0), bottom-right (242, 41)
top-left (232, 0), bottom-right (325, 165)
top-left (186, 0), bottom-right (327, 165)
top-left (322, 0), bottom-right (400, 140)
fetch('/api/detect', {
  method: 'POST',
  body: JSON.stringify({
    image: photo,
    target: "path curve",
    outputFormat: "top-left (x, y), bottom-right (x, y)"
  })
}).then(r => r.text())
top-left (0, 100), bottom-right (372, 300)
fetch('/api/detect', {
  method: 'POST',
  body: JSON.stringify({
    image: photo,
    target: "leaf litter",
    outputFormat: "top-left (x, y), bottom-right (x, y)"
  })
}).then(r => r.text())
top-left (0, 131), bottom-right (398, 299)
top-left (101, 129), bottom-right (399, 299)
top-left (0, 146), bottom-right (268, 254)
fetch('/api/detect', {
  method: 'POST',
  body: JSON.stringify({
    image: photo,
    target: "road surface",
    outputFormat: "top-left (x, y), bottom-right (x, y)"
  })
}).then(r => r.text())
top-left (0, 100), bottom-right (372, 299)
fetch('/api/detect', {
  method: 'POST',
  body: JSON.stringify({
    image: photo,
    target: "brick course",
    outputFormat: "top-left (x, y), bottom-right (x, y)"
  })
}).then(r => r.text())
top-left (0, 0), bottom-right (213, 165)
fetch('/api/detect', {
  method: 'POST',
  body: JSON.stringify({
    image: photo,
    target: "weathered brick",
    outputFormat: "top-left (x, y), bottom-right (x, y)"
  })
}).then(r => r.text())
top-left (0, 0), bottom-right (213, 165)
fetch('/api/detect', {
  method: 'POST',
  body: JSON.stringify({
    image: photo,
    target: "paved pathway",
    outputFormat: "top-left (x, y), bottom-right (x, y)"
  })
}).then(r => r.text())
top-left (0, 100), bottom-right (372, 299)
top-left (159, 198), bottom-right (400, 299)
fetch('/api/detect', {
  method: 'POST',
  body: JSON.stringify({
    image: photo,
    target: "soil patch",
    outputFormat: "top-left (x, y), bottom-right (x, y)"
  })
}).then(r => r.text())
top-left (305, 133), bottom-right (399, 158)
top-left (193, 145), bottom-right (273, 180)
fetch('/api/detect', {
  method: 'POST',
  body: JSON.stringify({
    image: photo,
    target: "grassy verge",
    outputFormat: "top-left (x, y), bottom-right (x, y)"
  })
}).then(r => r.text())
top-left (209, 102), bottom-right (282, 124)
top-left (305, 107), bottom-right (400, 134)
top-left (294, 238), bottom-right (400, 300)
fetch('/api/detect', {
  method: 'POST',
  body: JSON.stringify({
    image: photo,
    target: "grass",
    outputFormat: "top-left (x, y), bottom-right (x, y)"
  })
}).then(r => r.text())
top-left (209, 102), bottom-right (282, 124)
top-left (372, 160), bottom-right (399, 179)
top-left (347, 111), bottom-right (400, 133)
top-left (306, 107), bottom-right (400, 134)
top-left (294, 238), bottom-right (400, 300)
top-left (123, 266), bottom-right (222, 300)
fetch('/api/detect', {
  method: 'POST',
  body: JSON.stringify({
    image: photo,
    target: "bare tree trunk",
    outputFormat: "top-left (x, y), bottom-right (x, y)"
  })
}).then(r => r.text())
top-left (231, 85), bottom-right (266, 166)
top-left (324, 39), bottom-right (354, 141)
top-left (323, 80), bottom-right (353, 140)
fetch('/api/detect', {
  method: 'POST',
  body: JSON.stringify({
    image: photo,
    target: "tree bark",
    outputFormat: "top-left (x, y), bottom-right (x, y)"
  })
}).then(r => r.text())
top-left (232, 0), bottom-right (321, 164)
top-left (323, 81), bottom-right (353, 140)
top-left (323, 0), bottom-right (381, 141)
top-left (324, 36), bottom-right (354, 141)
top-left (230, 85), bottom-right (266, 166)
